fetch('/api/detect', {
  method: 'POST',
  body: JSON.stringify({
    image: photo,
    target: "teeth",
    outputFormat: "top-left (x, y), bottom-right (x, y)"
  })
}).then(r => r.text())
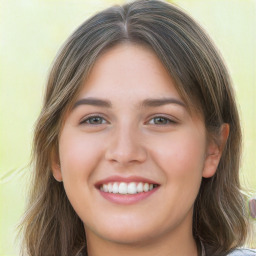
top-left (137, 182), bottom-right (143, 193)
top-left (108, 183), bottom-right (113, 193)
top-left (112, 182), bottom-right (119, 194)
top-left (103, 184), bottom-right (108, 192)
top-left (143, 183), bottom-right (149, 192)
top-left (99, 182), bottom-right (157, 194)
top-left (119, 182), bottom-right (127, 194)
top-left (127, 182), bottom-right (137, 194)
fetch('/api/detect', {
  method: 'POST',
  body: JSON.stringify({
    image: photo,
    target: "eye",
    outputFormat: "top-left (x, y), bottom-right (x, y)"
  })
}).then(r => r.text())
top-left (80, 115), bottom-right (108, 125)
top-left (148, 116), bottom-right (176, 125)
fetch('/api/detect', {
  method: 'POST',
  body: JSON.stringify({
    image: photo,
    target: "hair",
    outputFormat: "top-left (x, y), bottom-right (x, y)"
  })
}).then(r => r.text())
top-left (19, 0), bottom-right (252, 255)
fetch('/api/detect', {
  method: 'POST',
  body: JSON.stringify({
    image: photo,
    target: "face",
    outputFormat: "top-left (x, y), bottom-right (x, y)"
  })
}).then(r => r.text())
top-left (52, 43), bottom-right (222, 247)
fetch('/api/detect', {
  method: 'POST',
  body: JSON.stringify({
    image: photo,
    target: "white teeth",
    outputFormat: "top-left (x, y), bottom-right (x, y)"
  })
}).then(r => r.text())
top-left (143, 183), bottom-right (149, 192)
top-left (127, 182), bottom-right (137, 194)
top-left (137, 182), bottom-right (143, 193)
top-left (103, 184), bottom-right (108, 192)
top-left (119, 182), bottom-right (127, 194)
top-left (108, 183), bottom-right (113, 193)
top-left (100, 181), bottom-right (157, 194)
top-left (112, 182), bottom-right (119, 194)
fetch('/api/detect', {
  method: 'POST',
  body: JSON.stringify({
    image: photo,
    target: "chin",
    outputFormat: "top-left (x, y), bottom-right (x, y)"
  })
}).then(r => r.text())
top-left (86, 218), bottom-right (159, 245)
top-left (98, 229), bottom-right (156, 245)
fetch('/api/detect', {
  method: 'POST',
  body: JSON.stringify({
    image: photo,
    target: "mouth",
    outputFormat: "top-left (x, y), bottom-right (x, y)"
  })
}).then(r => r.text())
top-left (98, 182), bottom-right (159, 194)
top-left (95, 176), bottom-right (160, 204)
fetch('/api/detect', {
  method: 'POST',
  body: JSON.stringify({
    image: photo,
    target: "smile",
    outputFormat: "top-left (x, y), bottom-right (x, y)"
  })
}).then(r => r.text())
top-left (95, 176), bottom-right (160, 205)
top-left (100, 182), bottom-right (159, 194)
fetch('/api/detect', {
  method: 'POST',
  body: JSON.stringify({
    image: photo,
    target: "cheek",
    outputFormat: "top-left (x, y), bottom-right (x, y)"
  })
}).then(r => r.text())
top-left (58, 129), bottom-right (106, 217)
top-left (58, 129), bottom-right (104, 183)
top-left (151, 128), bottom-right (206, 181)
top-left (139, 128), bottom-right (206, 230)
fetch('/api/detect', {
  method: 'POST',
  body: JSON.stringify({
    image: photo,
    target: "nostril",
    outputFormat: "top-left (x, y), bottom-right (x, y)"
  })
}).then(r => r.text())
top-left (104, 136), bottom-right (147, 165)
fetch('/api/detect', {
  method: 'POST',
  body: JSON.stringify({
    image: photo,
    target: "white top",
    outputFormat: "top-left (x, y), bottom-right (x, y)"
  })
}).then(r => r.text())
top-left (227, 249), bottom-right (256, 255)
top-left (79, 247), bottom-right (256, 256)
top-left (201, 242), bottom-right (256, 256)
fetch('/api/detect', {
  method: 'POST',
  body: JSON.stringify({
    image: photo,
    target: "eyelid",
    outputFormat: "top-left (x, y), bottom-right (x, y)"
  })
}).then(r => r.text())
top-left (79, 113), bottom-right (109, 125)
top-left (146, 114), bottom-right (178, 125)
top-left (78, 113), bottom-right (179, 126)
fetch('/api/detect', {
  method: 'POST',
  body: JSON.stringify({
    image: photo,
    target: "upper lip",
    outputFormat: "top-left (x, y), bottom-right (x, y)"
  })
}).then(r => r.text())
top-left (94, 175), bottom-right (160, 188)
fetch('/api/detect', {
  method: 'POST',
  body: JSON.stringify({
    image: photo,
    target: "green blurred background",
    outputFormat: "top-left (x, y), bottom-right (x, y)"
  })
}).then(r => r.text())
top-left (0, 0), bottom-right (255, 255)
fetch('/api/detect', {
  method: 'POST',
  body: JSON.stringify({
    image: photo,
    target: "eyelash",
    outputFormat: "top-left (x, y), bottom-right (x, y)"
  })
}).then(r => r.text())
top-left (79, 114), bottom-right (177, 126)
top-left (80, 115), bottom-right (108, 126)
top-left (148, 116), bottom-right (177, 126)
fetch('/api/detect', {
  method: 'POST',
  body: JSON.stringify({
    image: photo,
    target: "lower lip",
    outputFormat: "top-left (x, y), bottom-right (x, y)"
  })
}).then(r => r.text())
top-left (98, 187), bottom-right (160, 205)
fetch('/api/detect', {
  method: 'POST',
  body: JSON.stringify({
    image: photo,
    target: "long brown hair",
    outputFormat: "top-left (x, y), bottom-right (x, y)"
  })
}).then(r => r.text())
top-left (19, 1), bottom-right (252, 255)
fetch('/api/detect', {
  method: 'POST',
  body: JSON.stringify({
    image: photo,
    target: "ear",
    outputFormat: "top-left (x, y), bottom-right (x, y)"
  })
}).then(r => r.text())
top-left (202, 123), bottom-right (230, 178)
top-left (51, 147), bottom-right (63, 182)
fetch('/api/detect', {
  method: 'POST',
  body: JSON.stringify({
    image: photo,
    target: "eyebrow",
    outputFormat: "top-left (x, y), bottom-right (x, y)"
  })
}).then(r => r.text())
top-left (73, 98), bottom-right (112, 109)
top-left (72, 97), bottom-right (186, 110)
top-left (141, 98), bottom-right (185, 108)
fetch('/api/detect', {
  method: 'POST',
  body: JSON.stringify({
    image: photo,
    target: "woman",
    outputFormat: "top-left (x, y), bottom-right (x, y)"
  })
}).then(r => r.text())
top-left (19, 0), bottom-right (255, 255)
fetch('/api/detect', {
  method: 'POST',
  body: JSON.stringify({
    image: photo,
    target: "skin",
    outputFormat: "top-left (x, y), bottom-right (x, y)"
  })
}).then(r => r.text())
top-left (52, 43), bottom-right (229, 256)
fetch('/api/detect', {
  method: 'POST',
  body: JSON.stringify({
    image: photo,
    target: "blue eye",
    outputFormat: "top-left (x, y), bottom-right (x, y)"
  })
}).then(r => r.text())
top-left (148, 116), bottom-right (176, 125)
top-left (80, 116), bottom-right (107, 125)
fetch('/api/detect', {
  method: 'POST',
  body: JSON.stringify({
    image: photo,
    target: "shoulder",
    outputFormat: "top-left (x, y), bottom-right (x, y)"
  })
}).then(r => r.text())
top-left (227, 248), bottom-right (256, 256)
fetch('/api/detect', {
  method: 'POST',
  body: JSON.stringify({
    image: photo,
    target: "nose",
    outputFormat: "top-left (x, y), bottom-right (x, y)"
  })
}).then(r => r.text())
top-left (105, 124), bottom-right (147, 166)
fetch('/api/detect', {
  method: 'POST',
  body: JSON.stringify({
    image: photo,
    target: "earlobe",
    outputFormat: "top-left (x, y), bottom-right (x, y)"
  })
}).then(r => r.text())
top-left (202, 123), bottom-right (230, 178)
top-left (52, 162), bottom-right (63, 182)
top-left (51, 148), bottom-right (63, 182)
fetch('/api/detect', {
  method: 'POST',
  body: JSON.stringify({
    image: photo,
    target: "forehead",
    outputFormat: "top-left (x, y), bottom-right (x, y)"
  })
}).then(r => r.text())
top-left (77, 43), bottom-right (183, 106)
